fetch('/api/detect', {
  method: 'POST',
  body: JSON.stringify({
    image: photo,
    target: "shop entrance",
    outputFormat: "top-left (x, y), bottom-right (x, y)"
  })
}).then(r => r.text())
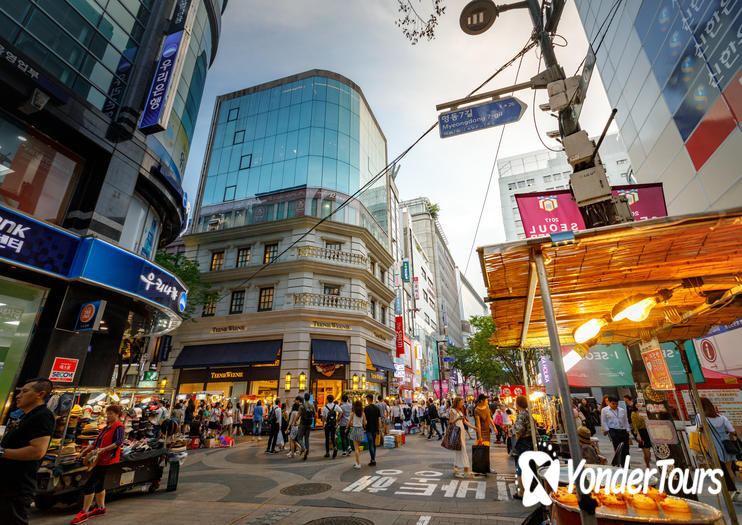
top-left (313, 379), bottom-right (343, 409)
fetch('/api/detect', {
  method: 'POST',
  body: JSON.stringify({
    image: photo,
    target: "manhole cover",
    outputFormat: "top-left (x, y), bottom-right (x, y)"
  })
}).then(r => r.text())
top-left (280, 483), bottom-right (332, 496)
top-left (303, 518), bottom-right (373, 525)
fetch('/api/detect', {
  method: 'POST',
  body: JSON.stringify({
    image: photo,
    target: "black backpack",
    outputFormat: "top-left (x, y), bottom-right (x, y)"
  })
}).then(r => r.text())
top-left (300, 403), bottom-right (314, 426)
top-left (325, 403), bottom-right (337, 427)
top-left (267, 405), bottom-right (278, 425)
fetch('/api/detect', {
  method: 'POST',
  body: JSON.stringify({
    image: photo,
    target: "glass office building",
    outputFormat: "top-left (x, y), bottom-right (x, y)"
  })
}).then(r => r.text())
top-left (194, 71), bottom-right (390, 245)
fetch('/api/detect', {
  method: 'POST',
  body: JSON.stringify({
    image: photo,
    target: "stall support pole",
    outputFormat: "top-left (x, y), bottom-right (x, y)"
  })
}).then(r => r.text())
top-left (677, 342), bottom-right (738, 525)
top-left (520, 348), bottom-right (539, 451)
top-left (534, 251), bottom-right (597, 525)
top-left (53, 388), bottom-right (77, 470)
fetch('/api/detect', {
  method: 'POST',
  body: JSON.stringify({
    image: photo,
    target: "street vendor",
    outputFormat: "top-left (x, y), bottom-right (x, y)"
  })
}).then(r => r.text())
top-left (70, 404), bottom-right (124, 525)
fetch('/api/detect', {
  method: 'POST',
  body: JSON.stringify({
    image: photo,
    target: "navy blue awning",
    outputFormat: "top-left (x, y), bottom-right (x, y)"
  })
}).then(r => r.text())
top-left (311, 339), bottom-right (350, 364)
top-left (173, 340), bottom-right (282, 368)
top-left (366, 345), bottom-right (395, 372)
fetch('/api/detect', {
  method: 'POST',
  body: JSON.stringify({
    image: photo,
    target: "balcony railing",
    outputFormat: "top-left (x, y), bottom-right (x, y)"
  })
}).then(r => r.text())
top-left (292, 292), bottom-right (368, 312)
top-left (296, 246), bottom-right (368, 267)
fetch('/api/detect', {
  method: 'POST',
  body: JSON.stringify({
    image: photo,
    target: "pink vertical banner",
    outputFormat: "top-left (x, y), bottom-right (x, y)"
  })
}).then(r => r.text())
top-left (462, 383), bottom-right (470, 396)
top-left (441, 381), bottom-right (449, 398)
top-left (433, 380), bottom-right (441, 398)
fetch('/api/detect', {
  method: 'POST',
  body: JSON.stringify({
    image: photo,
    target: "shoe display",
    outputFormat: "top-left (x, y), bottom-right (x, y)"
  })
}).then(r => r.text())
top-left (70, 511), bottom-right (89, 524)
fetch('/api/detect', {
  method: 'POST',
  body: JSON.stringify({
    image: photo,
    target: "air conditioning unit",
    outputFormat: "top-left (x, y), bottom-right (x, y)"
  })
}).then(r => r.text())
top-left (206, 218), bottom-right (223, 232)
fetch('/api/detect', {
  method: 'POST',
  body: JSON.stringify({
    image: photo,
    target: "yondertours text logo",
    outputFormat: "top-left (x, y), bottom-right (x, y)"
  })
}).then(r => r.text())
top-left (518, 451), bottom-right (723, 508)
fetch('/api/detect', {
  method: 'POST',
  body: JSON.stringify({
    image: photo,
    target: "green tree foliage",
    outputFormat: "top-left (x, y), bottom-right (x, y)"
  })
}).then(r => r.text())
top-left (447, 315), bottom-right (541, 388)
top-left (155, 251), bottom-right (218, 321)
top-left (427, 202), bottom-right (440, 219)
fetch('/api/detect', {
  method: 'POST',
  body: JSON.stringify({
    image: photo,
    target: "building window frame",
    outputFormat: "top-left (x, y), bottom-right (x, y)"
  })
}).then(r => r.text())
top-left (230, 290), bottom-right (245, 314)
top-left (202, 298), bottom-right (217, 317)
top-left (223, 185), bottom-right (236, 201)
top-left (258, 287), bottom-right (274, 312)
top-left (240, 154), bottom-right (252, 170)
top-left (228, 108), bottom-right (239, 121)
top-left (233, 130), bottom-right (245, 144)
top-left (236, 247), bottom-right (251, 268)
top-left (323, 284), bottom-right (340, 296)
top-left (263, 243), bottom-right (278, 263)
top-left (210, 251), bottom-right (225, 271)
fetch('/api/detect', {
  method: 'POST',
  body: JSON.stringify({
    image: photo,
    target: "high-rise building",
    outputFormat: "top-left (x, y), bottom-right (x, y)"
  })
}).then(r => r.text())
top-left (160, 71), bottom-right (398, 406)
top-left (499, 134), bottom-right (632, 240)
top-left (456, 270), bottom-right (487, 346)
top-left (0, 0), bottom-right (226, 412)
top-left (575, 1), bottom-right (742, 214)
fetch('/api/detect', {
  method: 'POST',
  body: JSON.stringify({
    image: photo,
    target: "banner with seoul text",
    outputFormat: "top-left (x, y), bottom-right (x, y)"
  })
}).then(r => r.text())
top-left (515, 183), bottom-right (667, 239)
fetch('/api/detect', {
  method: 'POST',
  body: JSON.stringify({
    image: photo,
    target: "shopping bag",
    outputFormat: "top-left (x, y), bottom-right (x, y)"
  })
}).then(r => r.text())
top-left (689, 430), bottom-right (707, 453)
top-left (276, 431), bottom-right (285, 448)
top-left (441, 424), bottom-right (461, 451)
top-left (472, 444), bottom-right (490, 474)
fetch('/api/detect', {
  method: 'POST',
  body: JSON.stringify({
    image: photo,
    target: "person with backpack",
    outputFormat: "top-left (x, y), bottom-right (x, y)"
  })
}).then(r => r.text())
top-left (321, 395), bottom-right (342, 458)
top-left (339, 394), bottom-right (352, 456)
top-left (297, 393), bottom-right (314, 460)
top-left (426, 398), bottom-right (443, 439)
top-left (265, 398), bottom-right (282, 454)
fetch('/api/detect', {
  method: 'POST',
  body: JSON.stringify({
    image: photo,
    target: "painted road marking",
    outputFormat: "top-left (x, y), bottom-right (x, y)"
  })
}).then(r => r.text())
top-left (417, 516), bottom-right (431, 525)
top-left (342, 470), bottom-right (487, 499)
top-left (496, 481), bottom-right (509, 501)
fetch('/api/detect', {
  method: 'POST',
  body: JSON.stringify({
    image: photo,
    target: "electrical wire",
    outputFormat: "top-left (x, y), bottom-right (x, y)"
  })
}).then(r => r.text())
top-left (462, 50), bottom-right (528, 277)
top-left (209, 40), bottom-right (538, 304)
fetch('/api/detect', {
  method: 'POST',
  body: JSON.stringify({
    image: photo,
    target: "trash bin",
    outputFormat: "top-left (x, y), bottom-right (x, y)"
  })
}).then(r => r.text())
top-left (167, 458), bottom-right (181, 491)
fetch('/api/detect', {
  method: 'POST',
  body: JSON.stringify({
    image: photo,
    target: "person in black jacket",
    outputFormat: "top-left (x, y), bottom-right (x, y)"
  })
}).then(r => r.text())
top-left (426, 398), bottom-right (442, 439)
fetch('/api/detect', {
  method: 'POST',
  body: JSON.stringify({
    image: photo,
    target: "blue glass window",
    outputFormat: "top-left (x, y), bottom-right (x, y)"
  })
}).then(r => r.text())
top-left (337, 133), bottom-right (350, 164)
top-left (325, 102), bottom-right (339, 130)
top-left (234, 130), bottom-right (245, 144)
top-left (255, 111), bottom-right (268, 138)
top-left (228, 107), bottom-right (239, 121)
top-left (311, 100), bottom-right (326, 126)
top-left (288, 105), bottom-right (300, 130)
top-left (265, 110), bottom-right (278, 136)
top-left (277, 106), bottom-right (290, 133)
top-left (324, 128), bottom-right (338, 158)
top-left (240, 154), bottom-right (252, 170)
top-left (299, 101), bottom-right (312, 128)
top-left (286, 130), bottom-right (298, 159)
top-left (274, 133), bottom-right (287, 162)
top-left (308, 156), bottom-right (323, 187)
top-left (309, 127), bottom-right (324, 156)
top-left (224, 185), bottom-right (236, 201)
top-left (297, 128), bottom-right (310, 157)
top-left (269, 86), bottom-right (281, 108)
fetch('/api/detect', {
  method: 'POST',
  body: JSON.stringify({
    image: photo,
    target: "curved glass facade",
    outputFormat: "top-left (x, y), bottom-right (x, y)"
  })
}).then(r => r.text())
top-left (147, 0), bottom-right (213, 183)
top-left (199, 74), bottom-right (389, 236)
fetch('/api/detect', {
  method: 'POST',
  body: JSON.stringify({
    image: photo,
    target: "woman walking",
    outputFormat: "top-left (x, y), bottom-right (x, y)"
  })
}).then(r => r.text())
top-left (449, 397), bottom-right (479, 478)
top-left (579, 398), bottom-right (594, 435)
top-left (347, 400), bottom-right (366, 469)
top-left (222, 401), bottom-right (234, 436)
top-left (183, 399), bottom-right (195, 435)
top-left (512, 395), bottom-right (534, 500)
top-left (698, 397), bottom-right (739, 497)
top-left (279, 402), bottom-right (289, 451)
top-left (439, 400), bottom-right (450, 433)
top-left (70, 405), bottom-right (124, 524)
top-left (287, 397), bottom-right (303, 458)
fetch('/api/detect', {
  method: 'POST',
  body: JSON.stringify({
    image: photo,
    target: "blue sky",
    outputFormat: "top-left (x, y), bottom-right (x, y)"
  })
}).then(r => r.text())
top-left (182, 1), bottom-right (613, 293)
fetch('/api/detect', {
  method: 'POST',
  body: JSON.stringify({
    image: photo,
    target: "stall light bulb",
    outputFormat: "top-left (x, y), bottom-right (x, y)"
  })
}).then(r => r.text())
top-left (563, 350), bottom-right (582, 372)
top-left (573, 318), bottom-right (607, 344)
top-left (613, 296), bottom-right (657, 322)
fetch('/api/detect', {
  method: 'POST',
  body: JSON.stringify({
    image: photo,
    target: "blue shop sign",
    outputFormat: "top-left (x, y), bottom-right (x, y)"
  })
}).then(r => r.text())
top-left (401, 260), bottom-right (410, 282)
top-left (0, 205), bottom-right (187, 316)
top-left (139, 30), bottom-right (184, 134)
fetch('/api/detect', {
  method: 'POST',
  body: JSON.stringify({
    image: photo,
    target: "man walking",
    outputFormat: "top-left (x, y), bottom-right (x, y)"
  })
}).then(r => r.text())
top-left (376, 395), bottom-right (388, 436)
top-left (364, 394), bottom-right (382, 466)
top-left (0, 378), bottom-right (55, 524)
top-left (265, 398), bottom-right (282, 454)
top-left (339, 394), bottom-right (352, 455)
top-left (321, 395), bottom-right (341, 458)
top-left (601, 395), bottom-right (631, 465)
top-left (426, 398), bottom-right (442, 440)
top-left (297, 393), bottom-right (314, 460)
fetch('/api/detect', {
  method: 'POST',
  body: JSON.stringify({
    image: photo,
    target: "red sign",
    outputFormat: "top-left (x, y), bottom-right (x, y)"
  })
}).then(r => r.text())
top-left (49, 357), bottom-right (79, 383)
top-left (640, 340), bottom-right (675, 391)
top-left (701, 339), bottom-right (717, 363)
top-left (500, 385), bottom-right (526, 397)
top-left (516, 184), bottom-right (667, 238)
top-left (395, 316), bottom-right (404, 357)
top-left (79, 304), bottom-right (96, 323)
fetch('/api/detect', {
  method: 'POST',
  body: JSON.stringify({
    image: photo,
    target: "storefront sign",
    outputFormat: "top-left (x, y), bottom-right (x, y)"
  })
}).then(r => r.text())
top-left (0, 36), bottom-right (69, 102)
top-left (143, 371), bottom-right (158, 381)
top-left (401, 260), bottom-right (410, 282)
top-left (372, 330), bottom-right (388, 341)
top-left (102, 47), bottom-right (136, 118)
top-left (394, 363), bottom-right (405, 379)
top-left (310, 320), bottom-right (351, 330)
top-left (138, 380), bottom-right (156, 388)
top-left (75, 300), bottom-right (106, 332)
top-left (516, 184), bottom-right (667, 239)
top-left (681, 389), bottom-right (742, 427)
top-left (394, 289), bottom-right (402, 315)
top-left (209, 369), bottom-right (246, 380)
top-left (564, 344), bottom-right (633, 388)
top-left (413, 276), bottom-right (420, 300)
top-left (395, 316), bottom-right (404, 357)
top-left (367, 371), bottom-right (385, 383)
top-left (640, 338), bottom-right (675, 391)
top-left (500, 385), bottom-right (526, 397)
top-left (0, 206), bottom-right (187, 317)
top-left (211, 325), bottom-right (247, 334)
top-left (49, 357), bottom-right (78, 383)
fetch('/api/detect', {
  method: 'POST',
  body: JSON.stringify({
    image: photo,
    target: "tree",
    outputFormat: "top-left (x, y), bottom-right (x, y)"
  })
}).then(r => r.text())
top-left (447, 315), bottom-right (542, 388)
top-left (427, 202), bottom-right (440, 220)
top-left (395, 0), bottom-right (447, 44)
top-left (155, 251), bottom-right (218, 321)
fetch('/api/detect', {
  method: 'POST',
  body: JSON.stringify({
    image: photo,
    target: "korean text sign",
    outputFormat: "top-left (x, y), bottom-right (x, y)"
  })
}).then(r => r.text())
top-left (49, 358), bottom-right (79, 383)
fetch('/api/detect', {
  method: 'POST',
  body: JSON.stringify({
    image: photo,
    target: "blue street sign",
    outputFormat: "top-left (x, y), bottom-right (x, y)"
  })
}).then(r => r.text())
top-left (442, 357), bottom-right (455, 363)
top-left (438, 97), bottom-right (527, 138)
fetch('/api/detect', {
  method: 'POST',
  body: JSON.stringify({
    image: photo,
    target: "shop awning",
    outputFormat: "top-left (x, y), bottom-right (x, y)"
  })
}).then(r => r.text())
top-left (173, 340), bottom-right (282, 368)
top-left (366, 345), bottom-right (395, 372)
top-left (311, 339), bottom-right (350, 364)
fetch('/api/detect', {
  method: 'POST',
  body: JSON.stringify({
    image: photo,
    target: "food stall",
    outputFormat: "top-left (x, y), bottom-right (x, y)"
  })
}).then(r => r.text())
top-left (33, 386), bottom-right (183, 509)
top-left (478, 207), bottom-right (742, 524)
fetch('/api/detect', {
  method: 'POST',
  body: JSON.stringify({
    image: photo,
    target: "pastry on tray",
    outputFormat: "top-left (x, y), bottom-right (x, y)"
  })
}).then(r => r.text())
top-left (658, 496), bottom-right (691, 514)
top-left (644, 486), bottom-right (667, 501)
top-left (552, 488), bottom-right (578, 506)
top-left (598, 492), bottom-right (627, 508)
top-left (628, 493), bottom-right (658, 510)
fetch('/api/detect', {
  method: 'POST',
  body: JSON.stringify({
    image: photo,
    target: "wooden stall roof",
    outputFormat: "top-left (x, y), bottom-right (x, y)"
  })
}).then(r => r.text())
top-left (478, 207), bottom-right (742, 348)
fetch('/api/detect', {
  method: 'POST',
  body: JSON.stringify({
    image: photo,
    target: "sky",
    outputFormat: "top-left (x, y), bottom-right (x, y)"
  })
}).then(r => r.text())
top-left (182, 0), bottom-right (614, 295)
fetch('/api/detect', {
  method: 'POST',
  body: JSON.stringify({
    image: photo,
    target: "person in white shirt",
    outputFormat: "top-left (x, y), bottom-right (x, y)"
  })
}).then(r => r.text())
top-left (600, 395), bottom-right (631, 465)
top-left (321, 395), bottom-right (342, 458)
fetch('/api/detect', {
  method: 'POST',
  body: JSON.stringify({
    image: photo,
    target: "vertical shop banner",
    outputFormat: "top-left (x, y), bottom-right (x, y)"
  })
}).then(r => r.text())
top-left (401, 259), bottom-right (410, 282)
top-left (395, 316), bottom-right (404, 357)
top-left (640, 338), bottom-right (675, 390)
top-left (516, 184), bottom-right (667, 238)
top-left (564, 344), bottom-right (634, 388)
top-left (433, 380), bottom-right (441, 398)
top-left (441, 381), bottom-right (449, 398)
top-left (413, 276), bottom-right (420, 300)
top-left (394, 288), bottom-right (402, 315)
